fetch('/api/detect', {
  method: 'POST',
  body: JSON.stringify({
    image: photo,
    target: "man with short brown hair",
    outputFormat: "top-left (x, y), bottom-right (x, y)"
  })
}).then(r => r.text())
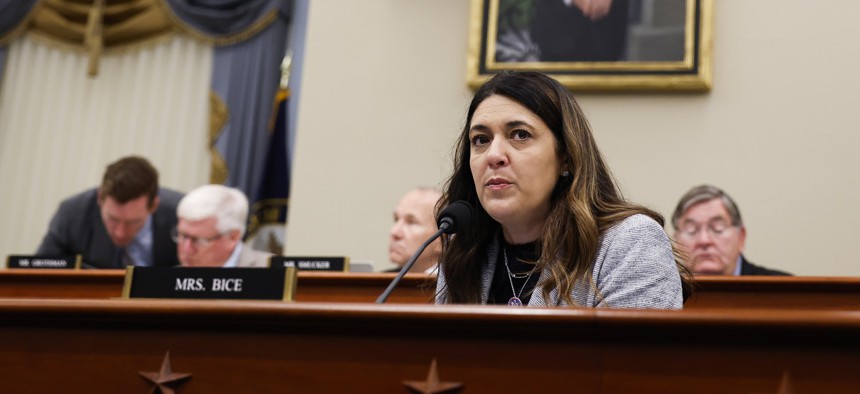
top-left (37, 156), bottom-right (183, 268)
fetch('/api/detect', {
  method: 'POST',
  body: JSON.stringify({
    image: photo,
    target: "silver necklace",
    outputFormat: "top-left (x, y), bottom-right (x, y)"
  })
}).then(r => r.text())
top-left (509, 271), bottom-right (531, 279)
top-left (503, 248), bottom-right (535, 307)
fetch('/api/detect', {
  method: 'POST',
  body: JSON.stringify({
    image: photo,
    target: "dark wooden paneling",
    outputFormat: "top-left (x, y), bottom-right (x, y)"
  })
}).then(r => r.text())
top-left (0, 270), bottom-right (434, 303)
top-left (684, 275), bottom-right (860, 309)
top-left (1, 299), bottom-right (859, 393)
top-left (3, 270), bottom-right (860, 310)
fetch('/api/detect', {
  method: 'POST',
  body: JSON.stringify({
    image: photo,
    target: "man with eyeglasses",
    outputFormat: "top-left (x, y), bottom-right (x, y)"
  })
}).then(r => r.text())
top-left (37, 156), bottom-right (183, 268)
top-left (671, 185), bottom-right (791, 276)
top-left (175, 185), bottom-right (272, 267)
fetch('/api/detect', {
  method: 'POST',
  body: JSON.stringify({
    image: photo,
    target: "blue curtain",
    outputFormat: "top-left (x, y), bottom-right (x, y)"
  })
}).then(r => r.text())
top-left (164, 0), bottom-right (292, 201)
top-left (163, 0), bottom-right (278, 35)
top-left (0, 0), bottom-right (39, 84)
top-left (0, 48), bottom-right (6, 81)
top-left (0, 1), bottom-right (37, 37)
top-left (209, 18), bottom-right (288, 197)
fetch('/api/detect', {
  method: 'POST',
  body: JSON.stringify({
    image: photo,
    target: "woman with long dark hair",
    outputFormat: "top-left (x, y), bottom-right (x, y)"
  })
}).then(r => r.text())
top-left (436, 71), bottom-right (688, 308)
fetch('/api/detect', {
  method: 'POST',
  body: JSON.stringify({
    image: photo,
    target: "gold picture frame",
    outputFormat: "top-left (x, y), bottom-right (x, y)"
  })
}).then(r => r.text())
top-left (467, 0), bottom-right (713, 92)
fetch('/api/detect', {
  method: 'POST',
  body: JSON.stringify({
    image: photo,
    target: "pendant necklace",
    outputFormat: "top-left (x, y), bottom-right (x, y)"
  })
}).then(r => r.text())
top-left (503, 247), bottom-right (535, 307)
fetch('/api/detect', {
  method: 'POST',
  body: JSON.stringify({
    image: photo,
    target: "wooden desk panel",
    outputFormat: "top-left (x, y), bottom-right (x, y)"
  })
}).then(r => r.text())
top-left (0, 270), bottom-right (433, 303)
top-left (0, 269), bottom-right (123, 298)
top-left (2, 270), bottom-right (860, 310)
top-left (294, 272), bottom-right (433, 303)
top-left (684, 276), bottom-right (860, 310)
top-left (1, 299), bottom-right (859, 393)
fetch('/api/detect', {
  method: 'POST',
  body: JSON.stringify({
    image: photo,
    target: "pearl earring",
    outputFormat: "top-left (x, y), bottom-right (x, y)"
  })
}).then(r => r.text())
top-left (561, 170), bottom-right (570, 177)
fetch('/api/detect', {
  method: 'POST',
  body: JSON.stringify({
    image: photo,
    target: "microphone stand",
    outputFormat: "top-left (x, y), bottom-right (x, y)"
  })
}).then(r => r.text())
top-left (375, 226), bottom-right (446, 304)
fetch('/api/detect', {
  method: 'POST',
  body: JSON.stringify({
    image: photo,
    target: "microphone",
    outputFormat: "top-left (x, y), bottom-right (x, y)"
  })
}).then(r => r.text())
top-left (375, 200), bottom-right (473, 303)
top-left (436, 200), bottom-right (473, 235)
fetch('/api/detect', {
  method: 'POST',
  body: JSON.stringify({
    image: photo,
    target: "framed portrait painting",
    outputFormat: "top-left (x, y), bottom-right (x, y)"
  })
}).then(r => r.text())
top-left (467, 0), bottom-right (713, 92)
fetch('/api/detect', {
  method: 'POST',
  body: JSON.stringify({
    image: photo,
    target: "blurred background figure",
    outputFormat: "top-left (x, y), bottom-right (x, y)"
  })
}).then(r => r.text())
top-left (176, 185), bottom-right (272, 268)
top-left (672, 184), bottom-right (791, 276)
top-left (387, 188), bottom-right (442, 274)
top-left (37, 156), bottom-right (182, 268)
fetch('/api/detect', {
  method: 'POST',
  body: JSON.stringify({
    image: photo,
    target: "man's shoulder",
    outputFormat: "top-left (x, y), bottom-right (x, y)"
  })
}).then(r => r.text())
top-left (157, 188), bottom-right (184, 208)
top-left (63, 187), bottom-right (98, 204)
top-left (250, 247), bottom-right (274, 260)
top-left (151, 188), bottom-right (184, 234)
top-left (741, 257), bottom-right (792, 276)
top-left (55, 188), bottom-right (100, 218)
top-left (602, 213), bottom-right (667, 245)
top-left (239, 246), bottom-right (274, 268)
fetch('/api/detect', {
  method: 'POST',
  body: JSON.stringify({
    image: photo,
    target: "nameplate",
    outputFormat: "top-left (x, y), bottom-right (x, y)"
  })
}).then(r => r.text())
top-left (270, 256), bottom-right (349, 272)
top-left (122, 267), bottom-right (297, 301)
top-left (6, 255), bottom-right (81, 269)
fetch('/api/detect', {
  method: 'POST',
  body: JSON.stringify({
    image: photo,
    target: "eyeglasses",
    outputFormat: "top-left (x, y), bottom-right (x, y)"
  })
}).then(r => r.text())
top-left (171, 228), bottom-right (225, 248)
top-left (677, 221), bottom-right (736, 240)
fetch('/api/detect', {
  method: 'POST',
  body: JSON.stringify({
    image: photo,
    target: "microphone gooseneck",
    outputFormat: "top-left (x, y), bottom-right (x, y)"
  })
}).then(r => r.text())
top-left (376, 200), bottom-right (473, 303)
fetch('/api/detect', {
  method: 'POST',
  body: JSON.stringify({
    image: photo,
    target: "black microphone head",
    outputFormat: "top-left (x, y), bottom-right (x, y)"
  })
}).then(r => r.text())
top-left (437, 200), bottom-right (473, 234)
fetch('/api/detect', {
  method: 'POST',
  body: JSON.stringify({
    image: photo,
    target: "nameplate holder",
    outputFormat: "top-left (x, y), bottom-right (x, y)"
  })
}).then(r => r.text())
top-left (6, 255), bottom-right (81, 269)
top-left (122, 266), bottom-right (297, 301)
top-left (270, 256), bottom-right (350, 272)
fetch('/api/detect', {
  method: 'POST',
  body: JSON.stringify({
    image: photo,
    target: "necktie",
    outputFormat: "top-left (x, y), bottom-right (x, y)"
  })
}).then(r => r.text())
top-left (119, 248), bottom-right (134, 267)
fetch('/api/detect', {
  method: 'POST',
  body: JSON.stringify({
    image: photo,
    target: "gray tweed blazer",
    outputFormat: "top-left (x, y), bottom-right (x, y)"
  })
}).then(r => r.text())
top-left (436, 214), bottom-right (683, 309)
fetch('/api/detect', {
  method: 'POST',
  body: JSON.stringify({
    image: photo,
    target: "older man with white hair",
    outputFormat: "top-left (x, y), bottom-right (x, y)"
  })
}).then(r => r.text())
top-left (174, 185), bottom-right (272, 267)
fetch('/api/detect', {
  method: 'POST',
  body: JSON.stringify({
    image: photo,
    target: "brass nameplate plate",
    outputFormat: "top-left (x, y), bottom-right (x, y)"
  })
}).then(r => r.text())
top-left (270, 256), bottom-right (349, 272)
top-left (6, 255), bottom-right (81, 269)
top-left (122, 267), bottom-right (297, 301)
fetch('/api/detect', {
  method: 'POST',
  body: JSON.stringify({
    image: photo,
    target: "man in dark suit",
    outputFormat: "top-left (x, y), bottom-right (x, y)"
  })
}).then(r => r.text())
top-left (671, 184), bottom-right (791, 276)
top-left (36, 156), bottom-right (182, 268)
top-left (530, 0), bottom-right (630, 62)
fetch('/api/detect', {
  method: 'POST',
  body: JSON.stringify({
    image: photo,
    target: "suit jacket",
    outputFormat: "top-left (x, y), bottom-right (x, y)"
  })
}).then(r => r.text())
top-left (530, 0), bottom-right (630, 62)
top-left (236, 246), bottom-right (273, 268)
top-left (740, 256), bottom-right (792, 276)
top-left (36, 188), bottom-right (183, 269)
top-left (436, 214), bottom-right (683, 309)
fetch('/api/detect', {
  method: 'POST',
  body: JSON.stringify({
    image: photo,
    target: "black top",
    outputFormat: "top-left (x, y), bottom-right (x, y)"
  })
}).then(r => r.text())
top-left (489, 240), bottom-right (541, 305)
top-left (740, 256), bottom-right (792, 276)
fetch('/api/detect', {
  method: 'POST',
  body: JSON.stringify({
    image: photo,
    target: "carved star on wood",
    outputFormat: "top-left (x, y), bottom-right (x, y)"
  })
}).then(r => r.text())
top-left (139, 351), bottom-right (192, 394)
top-left (403, 358), bottom-right (463, 394)
top-left (751, 370), bottom-right (795, 394)
top-left (774, 371), bottom-right (795, 394)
